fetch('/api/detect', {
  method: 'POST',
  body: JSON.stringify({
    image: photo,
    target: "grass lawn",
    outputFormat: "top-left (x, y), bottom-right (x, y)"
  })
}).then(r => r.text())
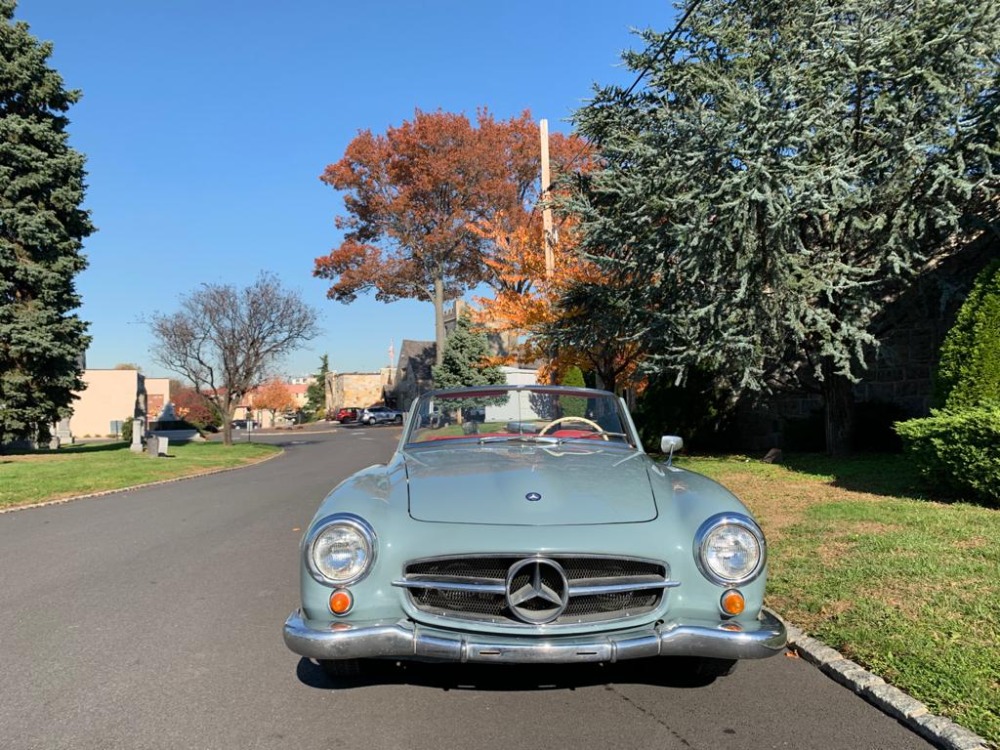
top-left (678, 453), bottom-right (999, 744)
top-left (0, 441), bottom-right (280, 509)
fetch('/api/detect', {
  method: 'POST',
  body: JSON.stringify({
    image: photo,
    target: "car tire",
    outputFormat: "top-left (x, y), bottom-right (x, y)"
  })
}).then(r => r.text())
top-left (367, 417), bottom-right (376, 425)
top-left (394, 415), bottom-right (403, 424)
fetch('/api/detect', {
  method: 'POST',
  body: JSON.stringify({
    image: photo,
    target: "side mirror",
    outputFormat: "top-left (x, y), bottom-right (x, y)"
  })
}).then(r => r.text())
top-left (660, 435), bottom-right (684, 466)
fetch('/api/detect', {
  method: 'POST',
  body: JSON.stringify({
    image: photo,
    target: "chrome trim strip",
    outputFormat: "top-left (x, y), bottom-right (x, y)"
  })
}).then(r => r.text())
top-left (402, 552), bottom-right (667, 568)
top-left (283, 609), bottom-right (788, 663)
top-left (392, 579), bottom-right (507, 594)
top-left (568, 580), bottom-right (681, 595)
top-left (391, 579), bottom-right (680, 595)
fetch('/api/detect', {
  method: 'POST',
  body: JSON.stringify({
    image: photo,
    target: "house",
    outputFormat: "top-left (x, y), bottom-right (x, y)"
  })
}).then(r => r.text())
top-left (64, 369), bottom-right (170, 440)
top-left (390, 340), bottom-right (436, 411)
top-left (324, 369), bottom-right (394, 415)
top-left (235, 378), bottom-right (315, 426)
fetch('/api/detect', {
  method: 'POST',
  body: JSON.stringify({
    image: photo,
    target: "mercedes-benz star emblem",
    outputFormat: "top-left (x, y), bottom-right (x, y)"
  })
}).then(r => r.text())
top-left (525, 492), bottom-right (542, 502)
top-left (505, 558), bottom-right (569, 624)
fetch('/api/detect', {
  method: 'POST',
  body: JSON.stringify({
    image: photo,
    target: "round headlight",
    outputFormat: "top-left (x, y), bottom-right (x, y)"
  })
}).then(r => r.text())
top-left (306, 515), bottom-right (376, 585)
top-left (694, 514), bottom-right (765, 586)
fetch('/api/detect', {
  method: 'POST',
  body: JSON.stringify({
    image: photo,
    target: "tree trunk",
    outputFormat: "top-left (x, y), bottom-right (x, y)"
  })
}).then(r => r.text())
top-left (433, 276), bottom-right (446, 367)
top-left (221, 396), bottom-right (233, 446)
top-left (821, 360), bottom-right (855, 457)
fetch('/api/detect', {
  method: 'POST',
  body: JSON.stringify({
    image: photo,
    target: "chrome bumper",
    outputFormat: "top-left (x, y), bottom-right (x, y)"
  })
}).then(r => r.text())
top-left (283, 610), bottom-right (787, 664)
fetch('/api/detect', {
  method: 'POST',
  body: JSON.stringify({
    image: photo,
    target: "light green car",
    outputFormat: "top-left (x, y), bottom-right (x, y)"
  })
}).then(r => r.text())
top-left (283, 385), bottom-right (786, 678)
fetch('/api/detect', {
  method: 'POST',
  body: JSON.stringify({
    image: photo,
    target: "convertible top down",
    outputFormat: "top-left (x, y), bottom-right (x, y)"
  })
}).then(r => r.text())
top-left (284, 385), bottom-right (786, 677)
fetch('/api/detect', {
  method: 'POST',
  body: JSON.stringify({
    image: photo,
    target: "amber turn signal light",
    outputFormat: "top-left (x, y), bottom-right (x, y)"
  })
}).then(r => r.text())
top-left (720, 589), bottom-right (745, 616)
top-left (329, 589), bottom-right (354, 615)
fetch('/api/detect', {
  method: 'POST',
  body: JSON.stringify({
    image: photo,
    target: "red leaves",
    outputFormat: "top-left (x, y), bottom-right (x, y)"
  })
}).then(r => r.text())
top-left (313, 108), bottom-right (588, 307)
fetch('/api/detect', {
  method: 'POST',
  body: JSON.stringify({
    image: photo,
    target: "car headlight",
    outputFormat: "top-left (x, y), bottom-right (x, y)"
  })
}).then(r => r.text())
top-left (305, 514), bottom-right (376, 586)
top-left (694, 513), bottom-right (765, 586)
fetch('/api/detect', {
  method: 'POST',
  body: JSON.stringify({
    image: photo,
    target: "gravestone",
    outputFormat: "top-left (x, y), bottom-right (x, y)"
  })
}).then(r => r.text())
top-left (130, 418), bottom-right (144, 453)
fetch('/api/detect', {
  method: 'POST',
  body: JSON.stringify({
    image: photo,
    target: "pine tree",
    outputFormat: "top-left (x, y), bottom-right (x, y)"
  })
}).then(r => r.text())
top-left (305, 354), bottom-right (329, 416)
top-left (570, 0), bottom-right (1000, 455)
top-left (0, 1), bottom-right (93, 447)
top-left (559, 365), bottom-right (587, 418)
top-left (431, 315), bottom-right (505, 390)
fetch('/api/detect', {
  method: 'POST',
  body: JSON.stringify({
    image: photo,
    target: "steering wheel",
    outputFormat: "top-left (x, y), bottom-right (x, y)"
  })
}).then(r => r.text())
top-left (539, 416), bottom-right (609, 441)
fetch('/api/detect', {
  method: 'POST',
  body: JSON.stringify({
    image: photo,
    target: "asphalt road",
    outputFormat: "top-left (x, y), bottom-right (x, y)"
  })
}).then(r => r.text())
top-left (0, 426), bottom-right (936, 750)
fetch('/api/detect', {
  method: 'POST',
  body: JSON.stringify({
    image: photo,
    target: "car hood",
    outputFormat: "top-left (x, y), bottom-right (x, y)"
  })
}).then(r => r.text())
top-left (404, 445), bottom-right (659, 526)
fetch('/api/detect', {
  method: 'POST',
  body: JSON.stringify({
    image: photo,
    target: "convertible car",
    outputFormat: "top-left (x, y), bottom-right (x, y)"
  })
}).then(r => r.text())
top-left (283, 385), bottom-right (786, 677)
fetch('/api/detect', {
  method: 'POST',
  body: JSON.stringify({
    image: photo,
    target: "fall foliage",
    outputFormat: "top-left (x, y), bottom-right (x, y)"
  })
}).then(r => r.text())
top-left (253, 379), bottom-right (296, 425)
top-left (314, 108), bottom-right (592, 366)
top-left (171, 384), bottom-right (218, 427)
top-left (472, 209), bottom-right (645, 393)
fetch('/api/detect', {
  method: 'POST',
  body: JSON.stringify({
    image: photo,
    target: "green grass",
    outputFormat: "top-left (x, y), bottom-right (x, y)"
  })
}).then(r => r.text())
top-left (0, 441), bottom-right (280, 509)
top-left (677, 454), bottom-right (1000, 743)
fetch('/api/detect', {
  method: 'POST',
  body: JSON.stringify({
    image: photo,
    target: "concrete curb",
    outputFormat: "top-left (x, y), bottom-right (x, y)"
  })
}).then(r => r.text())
top-left (775, 613), bottom-right (993, 750)
top-left (0, 447), bottom-right (284, 515)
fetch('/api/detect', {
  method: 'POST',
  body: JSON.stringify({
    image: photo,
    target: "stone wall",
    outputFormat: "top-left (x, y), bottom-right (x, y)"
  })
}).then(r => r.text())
top-left (326, 371), bottom-right (393, 413)
top-left (739, 240), bottom-right (994, 452)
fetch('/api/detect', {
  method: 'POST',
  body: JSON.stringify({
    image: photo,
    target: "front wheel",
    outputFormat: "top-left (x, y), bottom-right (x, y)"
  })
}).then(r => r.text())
top-left (367, 417), bottom-right (376, 426)
top-left (394, 414), bottom-right (403, 424)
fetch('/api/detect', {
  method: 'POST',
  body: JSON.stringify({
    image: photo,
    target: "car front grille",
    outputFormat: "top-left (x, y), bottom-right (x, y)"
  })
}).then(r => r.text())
top-left (394, 554), bottom-right (675, 628)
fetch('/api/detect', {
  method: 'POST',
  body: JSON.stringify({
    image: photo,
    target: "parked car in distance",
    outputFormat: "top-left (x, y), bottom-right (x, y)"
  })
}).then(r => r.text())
top-left (283, 384), bottom-right (786, 679)
top-left (230, 419), bottom-right (260, 430)
top-left (334, 407), bottom-right (361, 424)
top-left (359, 405), bottom-right (404, 426)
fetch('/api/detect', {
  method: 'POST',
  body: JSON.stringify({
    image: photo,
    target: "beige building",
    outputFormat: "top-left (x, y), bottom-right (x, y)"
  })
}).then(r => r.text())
top-left (65, 370), bottom-right (171, 439)
top-left (325, 370), bottom-right (394, 414)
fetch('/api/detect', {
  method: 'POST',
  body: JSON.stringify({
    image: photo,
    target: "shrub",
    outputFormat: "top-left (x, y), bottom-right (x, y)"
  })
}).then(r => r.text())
top-left (895, 407), bottom-right (1000, 507)
top-left (633, 368), bottom-right (741, 453)
top-left (121, 419), bottom-right (132, 444)
top-left (935, 259), bottom-right (1000, 409)
top-left (559, 366), bottom-right (587, 418)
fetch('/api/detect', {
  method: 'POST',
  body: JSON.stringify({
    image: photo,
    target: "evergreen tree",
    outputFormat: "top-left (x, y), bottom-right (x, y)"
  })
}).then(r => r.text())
top-left (559, 365), bottom-right (587, 418)
top-left (431, 315), bottom-right (505, 390)
top-left (570, 0), bottom-right (1000, 455)
top-left (0, 1), bottom-right (93, 447)
top-left (305, 354), bottom-right (329, 416)
top-left (936, 260), bottom-right (1000, 409)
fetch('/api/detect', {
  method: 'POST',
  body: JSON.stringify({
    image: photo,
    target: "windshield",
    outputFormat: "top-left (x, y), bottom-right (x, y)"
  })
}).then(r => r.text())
top-left (405, 386), bottom-right (635, 448)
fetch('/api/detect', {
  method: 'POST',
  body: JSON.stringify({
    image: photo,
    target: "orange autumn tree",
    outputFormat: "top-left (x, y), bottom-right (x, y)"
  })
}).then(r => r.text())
top-left (317, 109), bottom-right (563, 366)
top-left (473, 212), bottom-right (646, 393)
top-left (253, 378), bottom-right (295, 427)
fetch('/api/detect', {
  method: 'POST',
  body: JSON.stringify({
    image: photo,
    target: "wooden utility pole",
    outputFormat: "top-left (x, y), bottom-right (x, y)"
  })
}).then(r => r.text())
top-left (540, 119), bottom-right (554, 279)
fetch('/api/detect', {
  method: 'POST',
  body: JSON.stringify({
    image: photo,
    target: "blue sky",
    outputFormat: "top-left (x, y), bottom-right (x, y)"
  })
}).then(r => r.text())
top-left (15, 1), bottom-right (675, 378)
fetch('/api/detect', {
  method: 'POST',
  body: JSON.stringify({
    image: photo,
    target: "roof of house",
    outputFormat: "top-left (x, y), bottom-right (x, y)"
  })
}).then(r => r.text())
top-left (397, 340), bottom-right (436, 382)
